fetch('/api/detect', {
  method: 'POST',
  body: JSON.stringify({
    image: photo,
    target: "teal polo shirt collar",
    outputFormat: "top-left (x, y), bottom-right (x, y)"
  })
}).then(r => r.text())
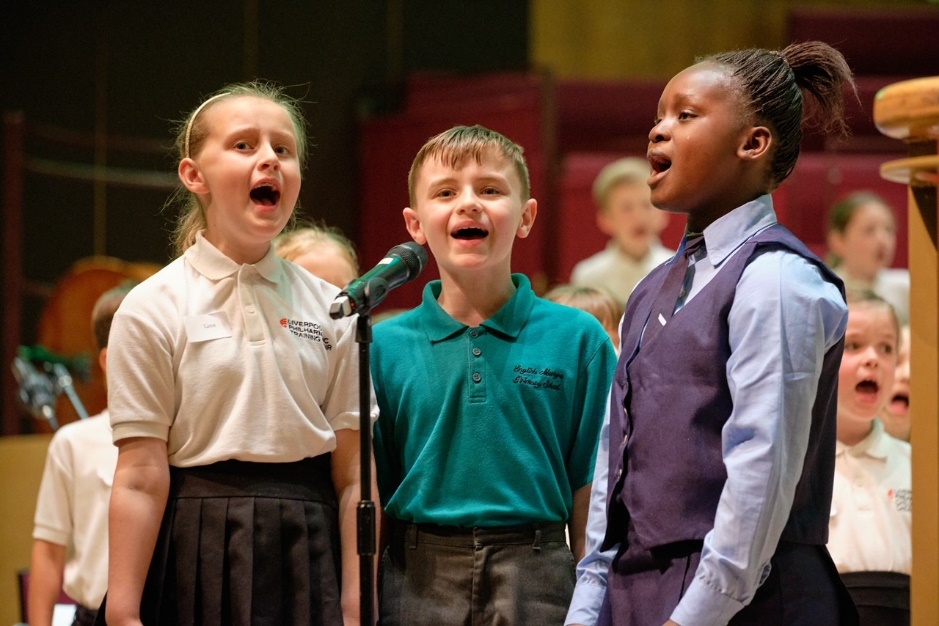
top-left (420, 273), bottom-right (536, 342)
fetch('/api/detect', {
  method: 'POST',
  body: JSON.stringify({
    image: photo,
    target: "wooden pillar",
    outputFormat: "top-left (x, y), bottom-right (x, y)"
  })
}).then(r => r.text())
top-left (2, 112), bottom-right (25, 436)
top-left (874, 76), bottom-right (939, 625)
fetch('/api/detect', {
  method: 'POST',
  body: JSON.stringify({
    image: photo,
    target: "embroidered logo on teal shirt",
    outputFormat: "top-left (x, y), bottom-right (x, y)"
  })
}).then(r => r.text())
top-left (512, 364), bottom-right (564, 390)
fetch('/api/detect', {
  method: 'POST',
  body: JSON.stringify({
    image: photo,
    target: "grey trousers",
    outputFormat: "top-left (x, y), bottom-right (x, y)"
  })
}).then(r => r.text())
top-left (379, 519), bottom-right (575, 626)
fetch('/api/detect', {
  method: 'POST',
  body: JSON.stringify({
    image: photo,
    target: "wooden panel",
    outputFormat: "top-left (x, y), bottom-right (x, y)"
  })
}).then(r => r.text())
top-left (531, 0), bottom-right (789, 80)
top-left (3, 113), bottom-right (25, 437)
top-left (875, 75), bottom-right (939, 626)
top-left (0, 434), bottom-right (53, 626)
top-left (531, 0), bottom-right (932, 81)
top-left (907, 180), bottom-right (938, 626)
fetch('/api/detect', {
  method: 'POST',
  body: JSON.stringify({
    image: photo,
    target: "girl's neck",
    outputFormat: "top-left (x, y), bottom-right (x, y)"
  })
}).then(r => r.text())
top-left (437, 270), bottom-right (517, 327)
top-left (203, 225), bottom-right (270, 265)
top-left (685, 186), bottom-right (767, 233)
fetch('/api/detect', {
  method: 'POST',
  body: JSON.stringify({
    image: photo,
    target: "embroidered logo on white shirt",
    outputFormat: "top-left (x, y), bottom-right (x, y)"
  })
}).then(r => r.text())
top-left (280, 318), bottom-right (333, 350)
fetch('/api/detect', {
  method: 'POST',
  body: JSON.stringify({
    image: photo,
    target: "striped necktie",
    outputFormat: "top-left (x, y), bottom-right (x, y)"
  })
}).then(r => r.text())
top-left (641, 234), bottom-right (705, 345)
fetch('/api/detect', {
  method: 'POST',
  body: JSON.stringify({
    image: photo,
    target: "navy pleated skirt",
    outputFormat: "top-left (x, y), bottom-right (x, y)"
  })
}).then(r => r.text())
top-left (99, 455), bottom-right (343, 626)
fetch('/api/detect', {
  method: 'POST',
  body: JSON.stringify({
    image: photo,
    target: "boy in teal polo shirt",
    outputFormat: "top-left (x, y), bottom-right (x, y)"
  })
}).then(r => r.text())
top-left (371, 125), bottom-right (617, 625)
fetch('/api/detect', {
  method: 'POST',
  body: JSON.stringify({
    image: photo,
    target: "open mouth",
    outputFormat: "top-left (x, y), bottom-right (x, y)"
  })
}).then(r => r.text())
top-left (250, 182), bottom-right (281, 206)
top-left (855, 379), bottom-right (880, 401)
top-left (649, 154), bottom-right (671, 175)
top-left (888, 392), bottom-right (910, 414)
top-left (452, 226), bottom-right (488, 240)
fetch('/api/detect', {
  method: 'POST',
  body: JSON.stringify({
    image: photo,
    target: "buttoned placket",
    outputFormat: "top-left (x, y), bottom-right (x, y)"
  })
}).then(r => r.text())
top-left (468, 327), bottom-right (486, 402)
top-left (238, 266), bottom-right (265, 343)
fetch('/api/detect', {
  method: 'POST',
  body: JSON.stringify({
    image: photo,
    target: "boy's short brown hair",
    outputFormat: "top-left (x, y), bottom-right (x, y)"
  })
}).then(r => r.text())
top-left (92, 281), bottom-right (138, 351)
top-left (592, 157), bottom-right (651, 209)
top-left (407, 125), bottom-right (531, 206)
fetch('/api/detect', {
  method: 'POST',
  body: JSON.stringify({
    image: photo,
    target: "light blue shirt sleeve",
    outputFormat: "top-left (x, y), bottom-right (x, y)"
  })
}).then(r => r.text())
top-left (670, 250), bottom-right (847, 625)
top-left (566, 403), bottom-right (617, 626)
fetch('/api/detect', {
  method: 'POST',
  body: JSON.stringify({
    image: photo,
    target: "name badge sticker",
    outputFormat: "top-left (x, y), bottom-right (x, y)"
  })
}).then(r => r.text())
top-left (184, 313), bottom-right (233, 343)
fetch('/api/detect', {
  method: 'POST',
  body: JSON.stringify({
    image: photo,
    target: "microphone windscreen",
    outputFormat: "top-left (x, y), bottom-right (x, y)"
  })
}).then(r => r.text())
top-left (388, 242), bottom-right (428, 278)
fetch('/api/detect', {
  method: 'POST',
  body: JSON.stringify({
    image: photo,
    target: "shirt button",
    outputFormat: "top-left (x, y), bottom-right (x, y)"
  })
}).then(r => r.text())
top-left (472, 347), bottom-right (482, 357)
top-left (472, 372), bottom-right (481, 383)
top-left (470, 329), bottom-right (479, 338)
top-left (246, 305), bottom-right (256, 314)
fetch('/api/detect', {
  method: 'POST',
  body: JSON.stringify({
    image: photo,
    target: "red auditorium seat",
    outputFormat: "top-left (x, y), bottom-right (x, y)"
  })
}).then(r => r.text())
top-left (555, 79), bottom-right (666, 154)
top-left (789, 6), bottom-right (939, 78)
top-left (775, 153), bottom-right (909, 268)
top-left (801, 76), bottom-right (911, 153)
top-left (555, 151), bottom-right (909, 286)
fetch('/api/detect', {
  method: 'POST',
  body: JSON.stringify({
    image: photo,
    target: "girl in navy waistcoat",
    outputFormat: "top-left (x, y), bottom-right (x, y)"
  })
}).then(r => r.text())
top-left (571, 42), bottom-right (862, 626)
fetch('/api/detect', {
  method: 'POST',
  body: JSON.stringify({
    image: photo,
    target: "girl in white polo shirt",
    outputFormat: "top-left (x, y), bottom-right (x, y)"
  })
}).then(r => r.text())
top-left (101, 82), bottom-right (375, 626)
top-left (829, 288), bottom-right (911, 623)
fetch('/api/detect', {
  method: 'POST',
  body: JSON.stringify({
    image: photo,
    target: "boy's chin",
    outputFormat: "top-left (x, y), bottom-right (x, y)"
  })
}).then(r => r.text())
top-left (617, 242), bottom-right (651, 259)
top-left (439, 255), bottom-right (488, 273)
top-left (853, 409), bottom-right (882, 423)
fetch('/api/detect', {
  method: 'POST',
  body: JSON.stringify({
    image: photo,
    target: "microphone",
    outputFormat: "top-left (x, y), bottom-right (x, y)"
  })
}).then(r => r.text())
top-left (18, 345), bottom-right (92, 382)
top-left (11, 356), bottom-right (59, 429)
top-left (330, 241), bottom-right (428, 319)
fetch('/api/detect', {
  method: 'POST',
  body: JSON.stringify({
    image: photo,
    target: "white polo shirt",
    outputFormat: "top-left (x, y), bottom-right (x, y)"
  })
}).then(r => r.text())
top-left (108, 232), bottom-right (373, 467)
top-left (33, 411), bottom-right (117, 608)
top-left (828, 419), bottom-right (912, 575)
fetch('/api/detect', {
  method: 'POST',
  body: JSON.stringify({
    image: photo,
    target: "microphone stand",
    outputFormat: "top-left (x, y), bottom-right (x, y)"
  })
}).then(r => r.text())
top-left (330, 278), bottom-right (386, 626)
top-left (51, 363), bottom-right (90, 421)
top-left (356, 310), bottom-right (376, 626)
top-left (330, 246), bottom-right (428, 624)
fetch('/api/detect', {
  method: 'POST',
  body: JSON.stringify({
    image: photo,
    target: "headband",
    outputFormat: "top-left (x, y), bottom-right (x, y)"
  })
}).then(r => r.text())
top-left (183, 92), bottom-right (230, 159)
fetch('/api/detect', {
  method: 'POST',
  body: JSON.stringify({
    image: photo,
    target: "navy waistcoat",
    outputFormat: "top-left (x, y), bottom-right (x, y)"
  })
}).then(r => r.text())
top-left (602, 224), bottom-right (845, 552)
